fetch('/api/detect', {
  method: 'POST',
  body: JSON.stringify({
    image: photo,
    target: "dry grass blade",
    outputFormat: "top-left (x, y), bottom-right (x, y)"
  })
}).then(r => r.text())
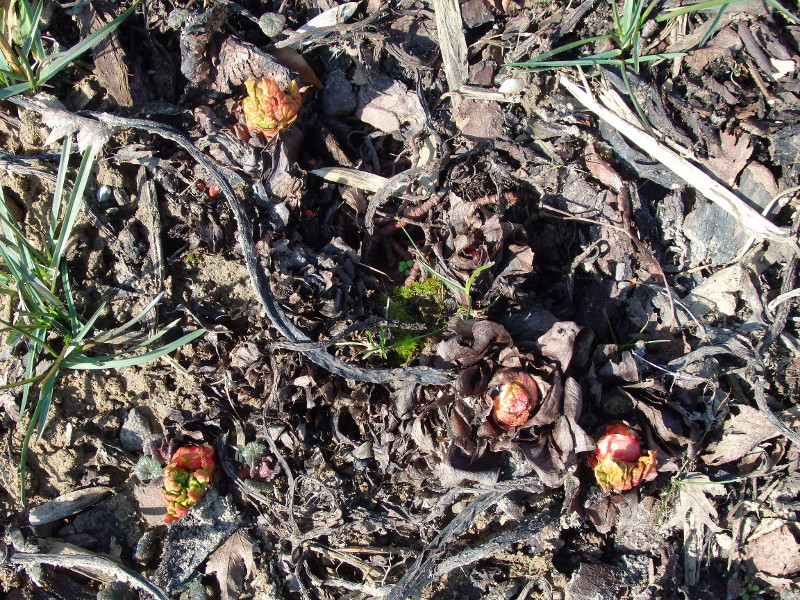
top-left (432, 0), bottom-right (468, 93)
top-left (559, 76), bottom-right (799, 255)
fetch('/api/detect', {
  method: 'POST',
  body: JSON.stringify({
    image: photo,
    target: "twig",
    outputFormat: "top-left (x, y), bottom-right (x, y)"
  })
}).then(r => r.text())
top-left (759, 208), bottom-right (800, 354)
top-left (433, 509), bottom-right (555, 577)
top-left (6, 551), bottom-right (168, 600)
top-left (264, 432), bottom-right (301, 537)
top-left (385, 492), bottom-right (499, 600)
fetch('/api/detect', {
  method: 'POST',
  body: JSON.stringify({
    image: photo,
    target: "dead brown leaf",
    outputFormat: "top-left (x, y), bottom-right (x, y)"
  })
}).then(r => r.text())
top-left (206, 530), bottom-right (256, 600)
top-left (584, 142), bottom-right (624, 192)
top-left (702, 404), bottom-right (783, 466)
top-left (745, 524), bottom-right (800, 576)
top-left (703, 130), bottom-right (753, 185)
top-left (667, 473), bottom-right (726, 533)
top-left (269, 47), bottom-right (324, 89)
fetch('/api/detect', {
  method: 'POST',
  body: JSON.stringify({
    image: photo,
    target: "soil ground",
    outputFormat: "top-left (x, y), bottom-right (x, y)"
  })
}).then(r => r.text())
top-left (1, 1), bottom-right (800, 599)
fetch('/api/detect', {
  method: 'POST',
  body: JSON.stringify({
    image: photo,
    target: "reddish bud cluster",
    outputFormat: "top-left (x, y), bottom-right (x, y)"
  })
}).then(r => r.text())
top-left (589, 424), bottom-right (656, 493)
top-left (242, 77), bottom-right (302, 136)
top-left (490, 370), bottom-right (540, 430)
top-left (161, 445), bottom-right (216, 523)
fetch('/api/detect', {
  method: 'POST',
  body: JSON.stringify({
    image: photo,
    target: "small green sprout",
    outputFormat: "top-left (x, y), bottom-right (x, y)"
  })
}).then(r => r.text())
top-left (133, 456), bottom-right (163, 483)
top-left (398, 260), bottom-right (414, 277)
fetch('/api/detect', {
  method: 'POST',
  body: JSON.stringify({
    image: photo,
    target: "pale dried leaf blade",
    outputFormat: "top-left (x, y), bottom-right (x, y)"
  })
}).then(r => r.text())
top-left (432, 0), bottom-right (468, 92)
top-left (288, 2), bottom-right (359, 49)
top-left (310, 167), bottom-right (389, 193)
top-left (205, 530), bottom-right (256, 600)
top-left (558, 77), bottom-right (798, 253)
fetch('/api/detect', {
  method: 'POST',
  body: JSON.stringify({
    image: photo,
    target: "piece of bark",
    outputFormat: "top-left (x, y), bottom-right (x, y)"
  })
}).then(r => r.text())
top-left (214, 38), bottom-right (296, 94)
top-left (77, 2), bottom-right (146, 106)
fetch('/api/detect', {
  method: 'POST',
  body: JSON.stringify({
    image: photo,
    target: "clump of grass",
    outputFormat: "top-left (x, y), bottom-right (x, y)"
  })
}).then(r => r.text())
top-left (508, 0), bottom-right (799, 130)
top-left (0, 136), bottom-right (204, 503)
top-left (401, 229), bottom-right (494, 320)
top-left (0, 0), bottom-right (139, 99)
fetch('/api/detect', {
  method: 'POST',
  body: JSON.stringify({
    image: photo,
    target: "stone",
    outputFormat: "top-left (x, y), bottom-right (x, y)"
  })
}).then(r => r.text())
top-left (154, 488), bottom-right (242, 593)
top-left (120, 408), bottom-right (153, 453)
top-left (770, 123), bottom-right (800, 166)
top-left (322, 70), bottom-right (356, 117)
top-left (461, 0), bottom-right (494, 29)
top-left (356, 76), bottom-right (425, 133)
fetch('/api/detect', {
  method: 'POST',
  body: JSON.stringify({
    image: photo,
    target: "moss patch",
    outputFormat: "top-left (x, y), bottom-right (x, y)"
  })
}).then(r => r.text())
top-left (375, 277), bottom-right (448, 364)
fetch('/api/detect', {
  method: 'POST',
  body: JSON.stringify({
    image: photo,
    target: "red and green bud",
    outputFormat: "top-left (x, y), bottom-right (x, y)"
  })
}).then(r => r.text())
top-left (161, 445), bottom-right (216, 523)
top-left (490, 370), bottom-right (540, 430)
top-left (589, 423), bottom-right (656, 493)
top-left (242, 77), bottom-right (302, 136)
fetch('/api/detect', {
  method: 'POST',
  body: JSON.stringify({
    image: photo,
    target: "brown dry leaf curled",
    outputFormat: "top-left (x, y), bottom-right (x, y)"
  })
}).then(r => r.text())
top-left (666, 473), bottom-right (726, 534)
top-left (206, 530), bottom-right (256, 600)
top-left (702, 404), bottom-right (789, 466)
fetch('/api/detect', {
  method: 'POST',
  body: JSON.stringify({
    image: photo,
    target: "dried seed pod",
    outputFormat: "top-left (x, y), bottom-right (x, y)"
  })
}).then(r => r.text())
top-left (241, 76), bottom-right (302, 136)
top-left (589, 423), bottom-right (657, 493)
top-left (488, 369), bottom-right (540, 430)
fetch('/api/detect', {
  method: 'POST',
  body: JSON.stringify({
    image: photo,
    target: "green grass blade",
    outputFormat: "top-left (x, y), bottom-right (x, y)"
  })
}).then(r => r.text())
top-left (0, 372), bottom-right (46, 391)
top-left (19, 353), bottom-right (62, 506)
top-left (38, 1), bottom-right (140, 84)
top-left (699, 4), bottom-right (729, 46)
top-left (619, 65), bottom-right (655, 134)
top-left (72, 301), bottom-right (106, 343)
top-left (61, 262), bottom-right (79, 330)
top-left (655, 0), bottom-right (746, 20)
top-left (26, 277), bottom-right (66, 314)
top-left (18, 331), bottom-right (41, 416)
top-left (81, 318), bottom-right (185, 357)
top-left (50, 144), bottom-right (97, 271)
top-left (0, 317), bottom-right (56, 354)
top-left (66, 328), bottom-right (206, 370)
top-left (0, 80), bottom-right (33, 98)
top-left (764, 0), bottom-right (800, 23)
top-left (0, 216), bottom-right (50, 267)
top-left (49, 137), bottom-right (73, 246)
top-left (508, 35), bottom-right (616, 66)
top-left (92, 291), bottom-right (165, 344)
top-left (35, 366), bottom-right (59, 439)
top-left (19, 0), bottom-right (45, 60)
top-left (514, 55), bottom-right (630, 69)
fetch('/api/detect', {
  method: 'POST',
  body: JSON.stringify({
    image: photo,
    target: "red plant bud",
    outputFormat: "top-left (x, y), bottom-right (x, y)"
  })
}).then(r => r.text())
top-left (589, 424), bottom-right (656, 493)
top-left (161, 445), bottom-right (216, 523)
top-left (490, 370), bottom-right (540, 430)
top-left (242, 77), bottom-right (302, 136)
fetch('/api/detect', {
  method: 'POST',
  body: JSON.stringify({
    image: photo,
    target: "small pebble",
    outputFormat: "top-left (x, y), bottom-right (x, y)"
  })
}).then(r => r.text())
top-left (259, 12), bottom-right (286, 37)
top-left (120, 408), bottom-right (153, 453)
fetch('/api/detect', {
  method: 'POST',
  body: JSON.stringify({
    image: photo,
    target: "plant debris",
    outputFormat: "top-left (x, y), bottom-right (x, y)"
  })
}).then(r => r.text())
top-left (1, 0), bottom-right (800, 598)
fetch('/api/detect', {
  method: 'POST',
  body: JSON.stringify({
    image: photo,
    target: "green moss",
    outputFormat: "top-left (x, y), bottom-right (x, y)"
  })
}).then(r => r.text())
top-left (390, 277), bottom-right (447, 324)
top-left (373, 277), bottom-right (447, 364)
